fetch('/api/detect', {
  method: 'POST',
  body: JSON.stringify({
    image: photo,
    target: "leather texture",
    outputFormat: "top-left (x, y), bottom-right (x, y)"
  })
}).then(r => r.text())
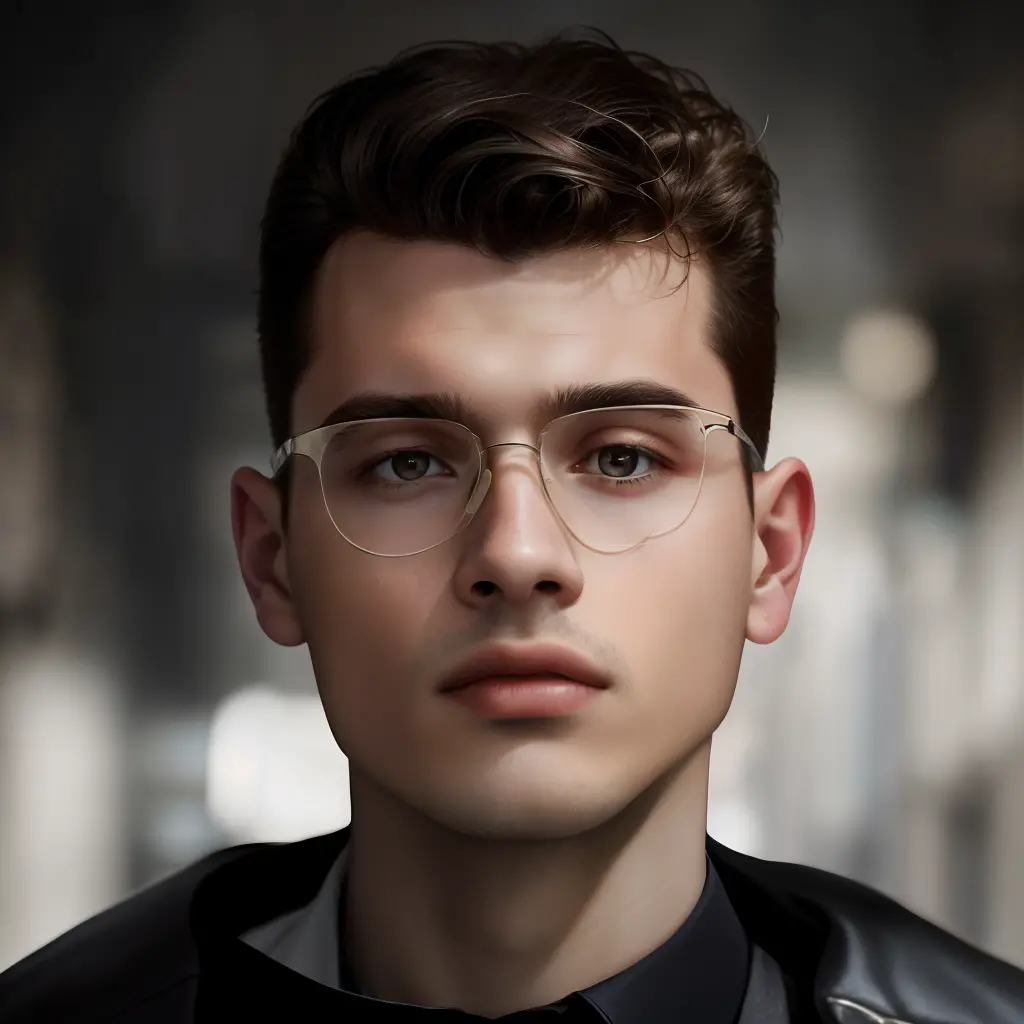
top-left (736, 946), bottom-right (792, 1023)
top-left (2, 830), bottom-right (1023, 1022)
top-left (708, 837), bottom-right (1024, 1023)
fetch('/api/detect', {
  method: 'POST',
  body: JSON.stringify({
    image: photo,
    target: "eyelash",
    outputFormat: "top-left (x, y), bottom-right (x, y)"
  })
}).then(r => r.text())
top-left (606, 470), bottom-right (657, 487)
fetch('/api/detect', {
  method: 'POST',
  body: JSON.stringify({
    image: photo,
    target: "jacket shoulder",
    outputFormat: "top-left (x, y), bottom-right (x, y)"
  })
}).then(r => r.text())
top-left (709, 838), bottom-right (1024, 1023)
top-left (0, 843), bottom-right (255, 1024)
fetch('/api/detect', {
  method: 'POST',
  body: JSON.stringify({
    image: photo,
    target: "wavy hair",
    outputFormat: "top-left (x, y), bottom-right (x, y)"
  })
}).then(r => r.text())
top-left (258, 32), bottom-right (779, 464)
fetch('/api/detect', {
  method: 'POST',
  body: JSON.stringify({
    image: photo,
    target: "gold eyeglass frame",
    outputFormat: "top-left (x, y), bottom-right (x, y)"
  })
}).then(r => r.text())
top-left (271, 404), bottom-right (764, 557)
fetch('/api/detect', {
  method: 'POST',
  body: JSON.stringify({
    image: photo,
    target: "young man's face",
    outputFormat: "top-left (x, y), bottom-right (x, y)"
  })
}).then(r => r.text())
top-left (234, 232), bottom-right (810, 840)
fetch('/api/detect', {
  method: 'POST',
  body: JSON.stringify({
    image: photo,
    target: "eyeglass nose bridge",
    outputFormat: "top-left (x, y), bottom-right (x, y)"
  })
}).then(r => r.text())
top-left (463, 439), bottom-right (544, 518)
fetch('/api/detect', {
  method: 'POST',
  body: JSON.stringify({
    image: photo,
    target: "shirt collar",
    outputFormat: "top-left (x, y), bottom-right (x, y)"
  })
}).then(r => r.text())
top-left (240, 844), bottom-right (348, 987)
top-left (231, 829), bottom-right (750, 1023)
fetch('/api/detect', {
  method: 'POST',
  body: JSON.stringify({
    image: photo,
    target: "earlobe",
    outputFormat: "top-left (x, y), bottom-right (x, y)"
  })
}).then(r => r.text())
top-left (230, 466), bottom-right (306, 647)
top-left (745, 459), bottom-right (815, 646)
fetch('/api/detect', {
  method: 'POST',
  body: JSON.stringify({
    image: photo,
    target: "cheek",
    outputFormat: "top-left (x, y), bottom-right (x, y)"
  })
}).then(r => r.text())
top-left (287, 499), bottom-right (439, 720)
top-left (588, 506), bottom-right (752, 719)
top-left (296, 559), bottom-right (434, 758)
top-left (301, 561), bottom-right (429, 664)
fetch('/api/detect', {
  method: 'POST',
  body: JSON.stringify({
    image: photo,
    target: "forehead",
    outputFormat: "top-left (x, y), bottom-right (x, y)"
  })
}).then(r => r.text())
top-left (294, 232), bottom-right (735, 434)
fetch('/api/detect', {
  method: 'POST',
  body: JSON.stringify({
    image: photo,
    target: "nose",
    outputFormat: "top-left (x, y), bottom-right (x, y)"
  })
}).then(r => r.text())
top-left (452, 443), bottom-right (584, 610)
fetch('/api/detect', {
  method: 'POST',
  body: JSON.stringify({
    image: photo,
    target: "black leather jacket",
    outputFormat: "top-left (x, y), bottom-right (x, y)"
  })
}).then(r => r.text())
top-left (2, 829), bottom-right (1022, 1022)
top-left (707, 836), bottom-right (1024, 1022)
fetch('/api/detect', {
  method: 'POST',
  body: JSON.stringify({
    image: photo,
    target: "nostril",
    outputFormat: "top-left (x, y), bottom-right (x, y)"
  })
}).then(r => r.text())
top-left (471, 580), bottom-right (499, 597)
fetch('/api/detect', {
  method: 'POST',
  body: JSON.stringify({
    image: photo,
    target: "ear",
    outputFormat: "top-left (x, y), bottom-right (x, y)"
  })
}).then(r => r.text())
top-left (230, 466), bottom-right (305, 647)
top-left (746, 458), bottom-right (815, 645)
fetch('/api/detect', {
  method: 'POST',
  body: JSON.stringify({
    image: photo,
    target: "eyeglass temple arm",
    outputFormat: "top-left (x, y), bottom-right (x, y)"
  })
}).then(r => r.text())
top-left (270, 438), bottom-right (295, 476)
top-left (707, 421), bottom-right (765, 473)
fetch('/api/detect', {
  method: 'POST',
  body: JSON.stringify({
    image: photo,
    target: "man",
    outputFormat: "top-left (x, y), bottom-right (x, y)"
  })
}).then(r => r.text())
top-left (2, 31), bottom-right (1023, 1024)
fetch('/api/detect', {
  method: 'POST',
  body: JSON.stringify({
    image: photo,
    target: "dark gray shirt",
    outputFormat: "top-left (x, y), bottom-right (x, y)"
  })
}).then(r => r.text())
top-left (231, 841), bottom-right (789, 1021)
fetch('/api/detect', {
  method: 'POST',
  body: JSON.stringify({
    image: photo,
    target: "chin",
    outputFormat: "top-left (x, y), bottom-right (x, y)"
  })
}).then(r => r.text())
top-left (408, 776), bottom-right (641, 841)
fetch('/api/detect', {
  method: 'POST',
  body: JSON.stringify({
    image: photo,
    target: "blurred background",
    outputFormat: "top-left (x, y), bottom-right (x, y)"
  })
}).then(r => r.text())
top-left (1, 0), bottom-right (1021, 973)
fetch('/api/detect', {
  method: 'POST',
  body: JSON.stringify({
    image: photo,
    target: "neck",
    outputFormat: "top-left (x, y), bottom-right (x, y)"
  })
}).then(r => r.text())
top-left (343, 743), bottom-right (711, 1018)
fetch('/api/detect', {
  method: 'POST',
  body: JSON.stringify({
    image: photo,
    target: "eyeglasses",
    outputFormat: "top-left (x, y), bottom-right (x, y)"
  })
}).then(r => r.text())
top-left (271, 404), bottom-right (763, 557)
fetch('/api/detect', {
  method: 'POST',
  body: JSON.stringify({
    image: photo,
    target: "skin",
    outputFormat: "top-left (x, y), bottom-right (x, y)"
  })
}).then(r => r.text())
top-left (232, 231), bottom-right (815, 1017)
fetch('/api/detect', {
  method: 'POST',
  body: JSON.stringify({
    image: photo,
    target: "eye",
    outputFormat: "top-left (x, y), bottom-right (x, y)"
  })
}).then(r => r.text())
top-left (585, 445), bottom-right (655, 478)
top-left (372, 450), bottom-right (445, 482)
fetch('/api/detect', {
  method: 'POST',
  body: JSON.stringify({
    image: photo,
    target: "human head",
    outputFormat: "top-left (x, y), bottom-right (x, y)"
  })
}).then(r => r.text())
top-left (232, 32), bottom-right (813, 840)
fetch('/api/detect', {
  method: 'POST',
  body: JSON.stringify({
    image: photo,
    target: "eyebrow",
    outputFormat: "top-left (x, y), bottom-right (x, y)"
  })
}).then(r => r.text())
top-left (315, 379), bottom-right (704, 431)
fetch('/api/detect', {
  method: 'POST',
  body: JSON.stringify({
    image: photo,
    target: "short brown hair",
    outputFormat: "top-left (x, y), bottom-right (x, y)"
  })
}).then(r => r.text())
top-left (258, 31), bottom-right (779, 466)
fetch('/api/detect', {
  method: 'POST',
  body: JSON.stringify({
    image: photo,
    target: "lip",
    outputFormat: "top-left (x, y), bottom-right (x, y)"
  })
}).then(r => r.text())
top-left (446, 676), bottom-right (601, 718)
top-left (438, 643), bottom-right (611, 694)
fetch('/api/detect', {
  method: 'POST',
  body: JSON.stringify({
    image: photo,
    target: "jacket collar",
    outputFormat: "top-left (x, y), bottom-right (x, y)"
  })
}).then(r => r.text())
top-left (707, 836), bottom-right (1024, 1024)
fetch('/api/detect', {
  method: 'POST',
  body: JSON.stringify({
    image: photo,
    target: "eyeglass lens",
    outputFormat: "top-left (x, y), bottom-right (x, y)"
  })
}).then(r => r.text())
top-left (315, 409), bottom-right (709, 556)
